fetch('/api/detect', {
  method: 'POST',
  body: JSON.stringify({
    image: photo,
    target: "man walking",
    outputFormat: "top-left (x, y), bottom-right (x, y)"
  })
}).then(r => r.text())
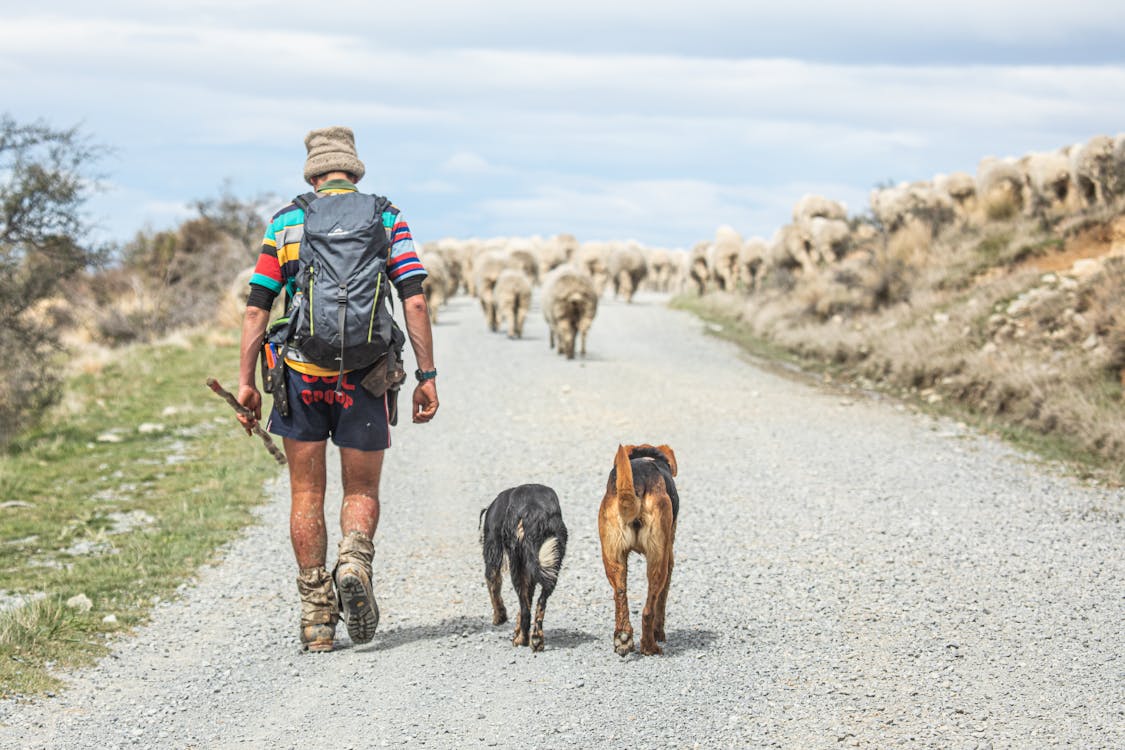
top-left (236, 126), bottom-right (438, 651)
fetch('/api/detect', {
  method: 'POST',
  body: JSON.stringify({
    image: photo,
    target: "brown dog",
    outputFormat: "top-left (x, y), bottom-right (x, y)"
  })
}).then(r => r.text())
top-left (597, 443), bottom-right (679, 656)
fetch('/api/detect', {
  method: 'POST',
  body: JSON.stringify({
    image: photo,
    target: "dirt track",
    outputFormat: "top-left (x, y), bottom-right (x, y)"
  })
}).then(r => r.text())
top-left (1, 291), bottom-right (1122, 749)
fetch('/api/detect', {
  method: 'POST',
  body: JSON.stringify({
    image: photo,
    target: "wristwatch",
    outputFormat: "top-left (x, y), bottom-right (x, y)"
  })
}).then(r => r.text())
top-left (414, 368), bottom-right (437, 382)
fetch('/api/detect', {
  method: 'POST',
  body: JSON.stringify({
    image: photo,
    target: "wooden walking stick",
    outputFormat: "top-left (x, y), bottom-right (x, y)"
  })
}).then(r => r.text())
top-left (205, 378), bottom-right (287, 465)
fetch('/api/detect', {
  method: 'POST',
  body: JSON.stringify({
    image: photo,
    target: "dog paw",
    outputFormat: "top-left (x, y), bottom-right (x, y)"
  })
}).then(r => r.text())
top-left (492, 609), bottom-right (508, 626)
top-left (530, 632), bottom-right (544, 652)
top-left (654, 627), bottom-right (666, 642)
top-left (639, 639), bottom-right (663, 656)
top-left (512, 628), bottom-right (528, 647)
top-left (613, 630), bottom-right (634, 656)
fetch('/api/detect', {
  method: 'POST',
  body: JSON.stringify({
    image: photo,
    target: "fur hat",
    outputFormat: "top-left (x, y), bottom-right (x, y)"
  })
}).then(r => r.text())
top-left (303, 126), bottom-right (365, 184)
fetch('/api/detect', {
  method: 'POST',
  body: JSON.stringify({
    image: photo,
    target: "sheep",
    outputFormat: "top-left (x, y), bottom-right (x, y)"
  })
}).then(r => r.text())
top-left (871, 181), bottom-right (954, 234)
top-left (793, 194), bottom-right (847, 224)
top-left (765, 224), bottom-right (815, 276)
top-left (807, 217), bottom-right (851, 265)
top-left (708, 225), bottom-right (742, 291)
top-left (976, 157), bottom-right (1026, 220)
top-left (1070, 135), bottom-right (1117, 207)
top-left (1020, 150), bottom-right (1075, 217)
top-left (506, 243), bottom-right (540, 285)
top-left (738, 238), bottom-right (768, 291)
top-left (1113, 134), bottom-right (1125, 197)
top-left (538, 233), bottom-right (577, 273)
top-left (541, 265), bottom-right (598, 359)
top-left (687, 241), bottom-right (710, 295)
top-left (431, 239), bottom-right (466, 297)
top-left (460, 239), bottom-right (483, 296)
top-left (473, 250), bottom-right (509, 332)
top-left (645, 248), bottom-right (675, 292)
top-left (577, 242), bottom-right (611, 296)
top-left (492, 268), bottom-right (533, 339)
top-left (418, 247), bottom-right (450, 324)
top-left (607, 243), bottom-right (648, 303)
top-left (933, 172), bottom-right (977, 224)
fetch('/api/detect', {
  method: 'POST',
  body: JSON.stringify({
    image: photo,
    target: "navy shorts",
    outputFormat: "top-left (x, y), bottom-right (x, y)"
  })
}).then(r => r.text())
top-left (266, 365), bottom-right (390, 451)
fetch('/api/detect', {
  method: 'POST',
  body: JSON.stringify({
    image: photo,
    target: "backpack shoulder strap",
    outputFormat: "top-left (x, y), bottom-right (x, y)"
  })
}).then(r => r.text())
top-left (292, 191), bottom-right (319, 213)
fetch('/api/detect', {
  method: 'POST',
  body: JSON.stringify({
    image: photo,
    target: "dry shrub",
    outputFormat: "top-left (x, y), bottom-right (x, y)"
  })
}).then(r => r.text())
top-left (886, 219), bottom-right (932, 265)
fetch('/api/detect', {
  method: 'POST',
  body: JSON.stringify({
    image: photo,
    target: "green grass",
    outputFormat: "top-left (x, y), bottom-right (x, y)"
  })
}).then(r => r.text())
top-left (0, 332), bottom-right (278, 696)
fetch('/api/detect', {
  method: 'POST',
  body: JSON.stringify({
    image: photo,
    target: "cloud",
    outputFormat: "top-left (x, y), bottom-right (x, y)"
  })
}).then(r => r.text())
top-left (4, 7), bottom-right (1125, 246)
top-left (440, 152), bottom-right (495, 174)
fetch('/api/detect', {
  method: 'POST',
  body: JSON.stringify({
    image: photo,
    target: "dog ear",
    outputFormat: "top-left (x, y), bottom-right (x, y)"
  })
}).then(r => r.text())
top-left (621, 444), bottom-right (637, 458)
top-left (655, 445), bottom-right (678, 476)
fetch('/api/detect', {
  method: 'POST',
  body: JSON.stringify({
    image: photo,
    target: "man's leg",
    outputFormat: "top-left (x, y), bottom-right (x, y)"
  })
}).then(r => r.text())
top-left (339, 447), bottom-right (384, 537)
top-left (285, 438), bottom-right (329, 567)
top-left (284, 438), bottom-right (337, 652)
top-left (335, 447), bottom-right (384, 644)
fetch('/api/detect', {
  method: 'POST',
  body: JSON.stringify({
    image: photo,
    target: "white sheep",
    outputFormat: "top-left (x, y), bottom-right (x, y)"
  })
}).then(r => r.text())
top-left (577, 242), bottom-right (611, 296)
top-left (492, 268), bottom-right (533, 339)
top-left (708, 225), bottom-right (742, 292)
top-left (687, 241), bottom-right (711, 295)
top-left (506, 242), bottom-right (540, 285)
top-left (807, 217), bottom-right (851, 265)
top-left (1070, 134), bottom-right (1117, 207)
top-left (541, 264), bottom-right (598, 359)
top-left (793, 194), bottom-right (847, 224)
top-left (976, 156), bottom-right (1026, 219)
top-left (607, 243), bottom-right (648, 303)
top-left (932, 172), bottom-right (977, 224)
top-left (538, 233), bottom-right (577, 273)
top-left (645, 248), bottom-right (675, 292)
top-left (472, 249), bottom-right (509, 332)
top-left (871, 181), bottom-right (954, 233)
top-left (738, 238), bottom-right (768, 291)
top-left (417, 246), bottom-right (450, 324)
top-left (765, 224), bottom-right (815, 276)
top-left (1020, 150), bottom-right (1075, 216)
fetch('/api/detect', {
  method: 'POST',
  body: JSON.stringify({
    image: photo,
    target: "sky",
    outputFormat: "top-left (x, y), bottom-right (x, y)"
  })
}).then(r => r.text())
top-left (3, 1), bottom-right (1125, 249)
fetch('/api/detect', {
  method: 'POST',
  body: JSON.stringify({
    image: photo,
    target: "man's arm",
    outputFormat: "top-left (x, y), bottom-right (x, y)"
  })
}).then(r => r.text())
top-left (236, 306), bottom-right (270, 433)
top-left (402, 293), bottom-right (439, 423)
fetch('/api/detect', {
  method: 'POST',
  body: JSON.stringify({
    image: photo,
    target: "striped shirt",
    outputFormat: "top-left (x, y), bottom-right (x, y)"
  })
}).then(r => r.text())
top-left (249, 179), bottom-right (426, 376)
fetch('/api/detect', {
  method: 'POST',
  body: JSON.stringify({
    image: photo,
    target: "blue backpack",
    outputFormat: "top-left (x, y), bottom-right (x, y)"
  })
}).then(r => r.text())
top-left (283, 190), bottom-right (404, 372)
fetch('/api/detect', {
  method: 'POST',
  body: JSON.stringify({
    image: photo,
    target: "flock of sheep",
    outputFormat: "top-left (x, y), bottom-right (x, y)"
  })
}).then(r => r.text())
top-left (679, 133), bottom-right (1125, 296)
top-left (417, 235), bottom-right (679, 358)
top-left (411, 133), bottom-right (1125, 342)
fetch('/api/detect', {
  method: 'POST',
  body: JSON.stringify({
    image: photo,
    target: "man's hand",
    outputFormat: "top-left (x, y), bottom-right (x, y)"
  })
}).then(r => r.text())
top-left (412, 380), bottom-right (438, 423)
top-left (236, 384), bottom-right (262, 435)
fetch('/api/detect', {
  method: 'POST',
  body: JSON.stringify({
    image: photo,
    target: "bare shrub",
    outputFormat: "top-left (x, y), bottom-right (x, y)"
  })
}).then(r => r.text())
top-left (0, 115), bottom-right (105, 445)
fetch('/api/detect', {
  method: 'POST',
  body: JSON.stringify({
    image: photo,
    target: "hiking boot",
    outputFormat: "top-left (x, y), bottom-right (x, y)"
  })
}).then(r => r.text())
top-left (334, 530), bottom-right (379, 644)
top-left (297, 566), bottom-right (339, 652)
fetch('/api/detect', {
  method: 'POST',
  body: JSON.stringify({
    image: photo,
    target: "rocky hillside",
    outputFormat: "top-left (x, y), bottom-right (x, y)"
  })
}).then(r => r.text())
top-left (685, 133), bottom-right (1125, 479)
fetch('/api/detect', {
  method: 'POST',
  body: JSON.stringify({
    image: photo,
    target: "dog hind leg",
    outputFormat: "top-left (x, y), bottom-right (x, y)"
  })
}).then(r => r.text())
top-left (486, 565), bottom-right (507, 625)
top-left (483, 536), bottom-right (508, 625)
top-left (529, 579), bottom-right (555, 653)
top-left (509, 560), bottom-right (532, 647)
top-left (654, 550), bottom-right (673, 643)
top-left (602, 549), bottom-right (634, 656)
top-left (639, 517), bottom-right (673, 655)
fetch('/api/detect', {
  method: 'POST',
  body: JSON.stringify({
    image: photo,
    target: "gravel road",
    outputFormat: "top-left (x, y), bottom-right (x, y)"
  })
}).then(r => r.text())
top-left (1, 290), bottom-right (1122, 749)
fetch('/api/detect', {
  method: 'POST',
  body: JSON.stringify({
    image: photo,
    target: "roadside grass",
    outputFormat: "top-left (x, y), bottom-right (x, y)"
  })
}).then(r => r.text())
top-left (671, 294), bottom-right (1125, 486)
top-left (0, 330), bottom-right (278, 697)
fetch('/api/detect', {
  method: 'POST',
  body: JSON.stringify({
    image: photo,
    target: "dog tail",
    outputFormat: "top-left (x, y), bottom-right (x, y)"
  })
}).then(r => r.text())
top-left (537, 536), bottom-right (562, 584)
top-left (615, 444), bottom-right (639, 523)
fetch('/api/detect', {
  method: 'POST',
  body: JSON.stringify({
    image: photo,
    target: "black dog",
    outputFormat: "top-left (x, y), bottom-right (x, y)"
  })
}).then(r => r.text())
top-left (480, 484), bottom-right (568, 652)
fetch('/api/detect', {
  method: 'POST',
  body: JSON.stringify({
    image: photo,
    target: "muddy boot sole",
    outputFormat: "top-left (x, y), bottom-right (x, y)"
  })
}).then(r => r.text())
top-left (338, 568), bottom-right (379, 644)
